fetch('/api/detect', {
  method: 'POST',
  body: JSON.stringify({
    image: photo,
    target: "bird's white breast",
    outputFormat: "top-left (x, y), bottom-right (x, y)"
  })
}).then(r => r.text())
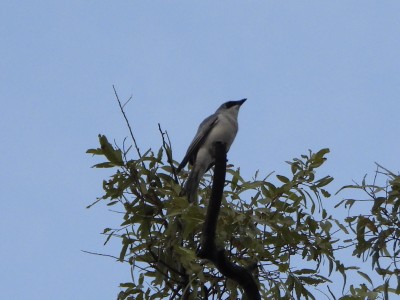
top-left (203, 113), bottom-right (238, 152)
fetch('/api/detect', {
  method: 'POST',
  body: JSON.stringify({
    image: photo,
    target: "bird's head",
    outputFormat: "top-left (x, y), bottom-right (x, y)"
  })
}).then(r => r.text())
top-left (216, 98), bottom-right (247, 113)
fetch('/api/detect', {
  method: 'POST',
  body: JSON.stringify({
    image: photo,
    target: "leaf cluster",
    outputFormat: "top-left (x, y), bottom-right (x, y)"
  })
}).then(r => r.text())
top-left (336, 165), bottom-right (400, 298)
top-left (87, 134), bottom-right (358, 299)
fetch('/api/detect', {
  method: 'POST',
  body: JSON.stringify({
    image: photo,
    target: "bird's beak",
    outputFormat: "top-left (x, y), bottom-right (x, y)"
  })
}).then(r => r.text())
top-left (237, 98), bottom-right (247, 106)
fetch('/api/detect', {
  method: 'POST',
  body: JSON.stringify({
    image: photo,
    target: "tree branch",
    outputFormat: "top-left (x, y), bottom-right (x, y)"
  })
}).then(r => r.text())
top-left (158, 123), bottom-right (179, 183)
top-left (112, 85), bottom-right (143, 161)
top-left (197, 142), bottom-right (261, 300)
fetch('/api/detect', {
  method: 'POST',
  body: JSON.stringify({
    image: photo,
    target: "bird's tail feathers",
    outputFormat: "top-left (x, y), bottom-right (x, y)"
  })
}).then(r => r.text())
top-left (183, 170), bottom-right (199, 203)
top-left (181, 164), bottom-right (207, 203)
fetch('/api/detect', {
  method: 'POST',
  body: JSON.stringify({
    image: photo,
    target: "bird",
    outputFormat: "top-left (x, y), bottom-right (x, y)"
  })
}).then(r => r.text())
top-left (176, 99), bottom-right (247, 203)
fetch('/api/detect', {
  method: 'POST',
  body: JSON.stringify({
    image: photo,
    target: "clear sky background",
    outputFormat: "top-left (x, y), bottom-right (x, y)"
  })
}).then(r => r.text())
top-left (1, 1), bottom-right (399, 299)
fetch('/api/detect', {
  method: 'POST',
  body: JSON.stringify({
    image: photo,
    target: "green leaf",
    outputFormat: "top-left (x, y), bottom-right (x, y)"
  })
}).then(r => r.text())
top-left (119, 241), bottom-right (129, 262)
top-left (276, 175), bottom-right (290, 183)
top-left (290, 162), bottom-right (299, 174)
top-left (156, 147), bottom-right (163, 162)
top-left (334, 219), bottom-right (349, 234)
top-left (315, 176), bottom-right (334, 187)
top-left (293, 268), bottom-right (317, 275)
top-left (278, 263), bottom-right (289, 272)
top-left (86, 148), bottom-right (104, 155)
top-left (92, 162), bottom-right (116, 168)
top-left (120, 282), bottom-right (135, 288)
top-left (321, 189), bottom-right (331, 197)
top-left (102, 227), bottom-right (112, 234)
top-left (99, 134), bottom-right (124, 166)
top-left (321, 220), bottom-right (332, 234)
top-left (357, 271), bottom-right (373, 285)
top-left (299, 275), bottom-right (325, 285)
top-left (138, 273), bottom-right (144, 286)
top-left (107, 200), bottom-right (119, 206)
top-left (316, 148), bottom-right (330, 156)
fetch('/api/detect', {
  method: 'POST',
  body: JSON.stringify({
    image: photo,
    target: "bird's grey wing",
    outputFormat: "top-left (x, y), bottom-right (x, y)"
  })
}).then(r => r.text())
top-left (176, 113), bottom-right (218, 172)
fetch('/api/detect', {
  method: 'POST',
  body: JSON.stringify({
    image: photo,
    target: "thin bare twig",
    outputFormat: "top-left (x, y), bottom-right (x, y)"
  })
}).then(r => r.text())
top-left (112, 85), bottom-right (143, 162)
top-left (122, 95), bottom-right (133, 109)
top-left (81, 250), bottom-right (127, 262)
top-left (158, 123), bottom-right (179, 183)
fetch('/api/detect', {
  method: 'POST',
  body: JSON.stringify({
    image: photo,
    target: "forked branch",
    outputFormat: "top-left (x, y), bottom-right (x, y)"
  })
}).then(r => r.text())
top-left (197, 142), bottom-right (261, 300)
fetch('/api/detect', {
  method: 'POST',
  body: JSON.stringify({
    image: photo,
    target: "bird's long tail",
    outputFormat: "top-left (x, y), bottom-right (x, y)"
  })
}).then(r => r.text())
top-left (182, 164), bottom-right (207, 203)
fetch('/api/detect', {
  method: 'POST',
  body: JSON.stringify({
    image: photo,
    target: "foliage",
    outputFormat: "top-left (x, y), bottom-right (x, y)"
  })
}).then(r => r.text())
top-left (336, 164), bottom-right (400, 299)
top-left (87, 132), bottom-right (400, 299)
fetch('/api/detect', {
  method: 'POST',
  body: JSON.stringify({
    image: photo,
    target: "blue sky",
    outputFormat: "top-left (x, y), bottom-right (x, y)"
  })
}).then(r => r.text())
top-left (1, 1), bottom-right (399, 299)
